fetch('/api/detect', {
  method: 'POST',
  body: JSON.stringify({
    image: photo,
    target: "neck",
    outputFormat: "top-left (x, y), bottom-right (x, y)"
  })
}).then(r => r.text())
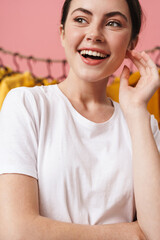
top-left (58, 70), bottom-right (109, 105)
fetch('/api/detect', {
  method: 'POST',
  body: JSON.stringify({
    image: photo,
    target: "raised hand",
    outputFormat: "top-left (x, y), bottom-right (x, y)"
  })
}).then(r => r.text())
top-left (119, 50), bottom-right (160, 116)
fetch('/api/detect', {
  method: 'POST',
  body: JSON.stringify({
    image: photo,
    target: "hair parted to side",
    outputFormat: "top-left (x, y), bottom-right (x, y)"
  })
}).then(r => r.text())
top-left (125, 0), bottom-right (143, 40)
top-left (61, 0), bottom-right (72, 29)
top-left (60, 0), bottom-right (143, 41)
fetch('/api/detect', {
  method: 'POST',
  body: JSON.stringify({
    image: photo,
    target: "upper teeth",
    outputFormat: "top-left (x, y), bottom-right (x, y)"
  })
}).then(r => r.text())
top-left (80, 50), bottom-right (108, 58)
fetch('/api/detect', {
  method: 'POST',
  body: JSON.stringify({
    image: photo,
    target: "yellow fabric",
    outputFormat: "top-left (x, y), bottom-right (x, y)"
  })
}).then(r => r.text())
top-left (0, 72), bottom-right (34, 109)
top-left (0, 67), bottom-right (12, 79)
top-left (42, 78), bottom-right (57, 86)
top-left (107, 70), bottom-right (160, 127)
top-left (106, 71), bottom-right (141, 102)
top-left (0, 71), bottom-right (58, 109)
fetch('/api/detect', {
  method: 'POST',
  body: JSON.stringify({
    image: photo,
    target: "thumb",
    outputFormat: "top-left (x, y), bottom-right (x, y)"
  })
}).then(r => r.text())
top-left (120, 65), bottom-right (130, 89)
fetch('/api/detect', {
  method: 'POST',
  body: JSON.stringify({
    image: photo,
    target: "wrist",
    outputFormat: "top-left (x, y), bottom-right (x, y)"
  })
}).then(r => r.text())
top-left (122, 105), bottom-right (150, 122)
top-left (122, 106), bottom-right (151, 135)
top-left (93, 222), bottom-right (146, 240)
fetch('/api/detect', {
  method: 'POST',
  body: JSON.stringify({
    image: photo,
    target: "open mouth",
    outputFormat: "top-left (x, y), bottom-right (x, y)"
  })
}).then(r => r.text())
top-left (78, 50), bottom-right (110, 60)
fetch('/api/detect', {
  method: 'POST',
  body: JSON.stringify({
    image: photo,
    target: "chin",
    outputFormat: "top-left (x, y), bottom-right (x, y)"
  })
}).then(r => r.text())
top-left (73, 67), bottom-right (109, 81)
top-left (78, 72), bottom-right (108, 84)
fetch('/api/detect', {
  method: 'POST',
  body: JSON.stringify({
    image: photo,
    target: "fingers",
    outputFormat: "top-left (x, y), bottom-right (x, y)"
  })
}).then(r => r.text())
top-left (127, 50), bottom-right (160, 89)
top-left (120, 65), bottom-right (130, 89)
top-left (141, 51), bottom-right (160, 81)
top-left (127, 50), bottom-right (147, 76)
top-left (127, 50), bottom-right (159, 79)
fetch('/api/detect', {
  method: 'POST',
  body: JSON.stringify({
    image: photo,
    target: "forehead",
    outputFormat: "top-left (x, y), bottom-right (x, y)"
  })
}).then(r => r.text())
top-left (69, 0), bottom-right (131, 18)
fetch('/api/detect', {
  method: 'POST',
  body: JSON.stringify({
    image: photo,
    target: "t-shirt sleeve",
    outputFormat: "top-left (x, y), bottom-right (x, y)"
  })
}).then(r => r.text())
top-left (151, 115), bottom-right (160, 153)
top-left (0, 87), bottom-right (39, 179)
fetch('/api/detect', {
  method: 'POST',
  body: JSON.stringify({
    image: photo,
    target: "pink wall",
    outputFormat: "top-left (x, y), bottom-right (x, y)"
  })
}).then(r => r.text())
top-left (0, 0), bottom-right (159, 78)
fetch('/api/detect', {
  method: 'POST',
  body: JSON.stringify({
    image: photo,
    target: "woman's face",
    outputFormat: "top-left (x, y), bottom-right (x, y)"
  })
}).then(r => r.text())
top-left (60, 0), bottom-right (135, 82)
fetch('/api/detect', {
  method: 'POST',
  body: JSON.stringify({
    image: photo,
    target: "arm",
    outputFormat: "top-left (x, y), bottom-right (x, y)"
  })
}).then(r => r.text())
top-left (119, 50), bottom-right (160, 240)
top-left (0, 174), bottom-right (146, 240)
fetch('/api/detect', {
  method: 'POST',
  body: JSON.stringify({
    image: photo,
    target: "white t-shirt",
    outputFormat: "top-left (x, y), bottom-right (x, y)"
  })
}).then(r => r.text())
top-left (0, 85), bottom-right (160, 225)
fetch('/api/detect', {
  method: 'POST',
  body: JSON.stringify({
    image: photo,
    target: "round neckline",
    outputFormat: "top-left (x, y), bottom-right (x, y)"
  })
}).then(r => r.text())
top-left (55, 84), bottom-right (118, 128)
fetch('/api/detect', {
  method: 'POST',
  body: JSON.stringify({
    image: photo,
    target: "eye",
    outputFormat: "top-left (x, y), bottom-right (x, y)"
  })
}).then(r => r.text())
top-left (74, 17), bottom-right (87, 24)
top-left (106, 21), bottom-right (122, 27)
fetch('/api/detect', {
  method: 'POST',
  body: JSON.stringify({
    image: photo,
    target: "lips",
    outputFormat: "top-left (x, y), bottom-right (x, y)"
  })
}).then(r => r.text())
top-left (78, 48), bottom-right (110, 66)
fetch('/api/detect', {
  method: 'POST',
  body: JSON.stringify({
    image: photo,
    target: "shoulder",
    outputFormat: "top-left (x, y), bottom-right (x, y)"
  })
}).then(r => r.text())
top-left (1, 85), bottom-right (59, 111)
top-left (4, 84), bottom-right (56, 100)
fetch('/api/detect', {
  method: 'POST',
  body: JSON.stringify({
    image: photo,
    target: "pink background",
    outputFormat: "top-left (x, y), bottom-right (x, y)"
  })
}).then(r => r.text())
top-left (0, 0), bottom-right (159, 78)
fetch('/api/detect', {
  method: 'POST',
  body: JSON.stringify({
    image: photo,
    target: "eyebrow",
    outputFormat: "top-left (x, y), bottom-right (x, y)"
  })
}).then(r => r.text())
top-left (71, 8), bottom-right (128, 22)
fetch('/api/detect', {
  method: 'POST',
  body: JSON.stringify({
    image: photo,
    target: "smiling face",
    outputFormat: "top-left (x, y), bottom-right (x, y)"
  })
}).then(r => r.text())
top-left (60, 0), bottom-right (136, 83)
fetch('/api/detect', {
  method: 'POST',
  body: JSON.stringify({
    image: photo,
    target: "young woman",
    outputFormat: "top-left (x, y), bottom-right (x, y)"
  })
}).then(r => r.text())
top-left (0, 0), bottom-right (160, 239)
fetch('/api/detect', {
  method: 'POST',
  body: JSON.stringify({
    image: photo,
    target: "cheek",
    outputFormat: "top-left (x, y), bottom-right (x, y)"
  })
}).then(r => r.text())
top-left (64, 27), bottom-right (83, 50)
top-left (107, 32), bottom-right (131, 72)
top-left (109, 31), bottom-right (131, 52)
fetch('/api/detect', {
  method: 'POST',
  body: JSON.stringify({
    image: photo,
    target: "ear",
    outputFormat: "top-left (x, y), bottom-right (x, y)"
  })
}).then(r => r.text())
top-left (125, 36), bottom-right (138, 58)
top-left (60, 24), bottom-right (65, 47)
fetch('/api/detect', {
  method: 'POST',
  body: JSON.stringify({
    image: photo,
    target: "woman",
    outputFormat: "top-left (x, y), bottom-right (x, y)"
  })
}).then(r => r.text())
top-left (0, 0), bottom-right (160, 239)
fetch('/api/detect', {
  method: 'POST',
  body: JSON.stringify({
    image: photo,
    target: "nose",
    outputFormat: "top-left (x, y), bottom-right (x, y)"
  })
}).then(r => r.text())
top-left (86, 25), bottom-right (105, 43)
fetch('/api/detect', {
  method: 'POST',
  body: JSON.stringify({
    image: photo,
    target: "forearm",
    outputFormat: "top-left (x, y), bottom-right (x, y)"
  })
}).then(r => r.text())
top-left (24, 216), bottom-right (99, 240)
top-left (7, 215), bottom-right (145, 240)
top-left (125, 108), bottom-right (160, 240)
top-left (0, 174), bottom-right (146, 240)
